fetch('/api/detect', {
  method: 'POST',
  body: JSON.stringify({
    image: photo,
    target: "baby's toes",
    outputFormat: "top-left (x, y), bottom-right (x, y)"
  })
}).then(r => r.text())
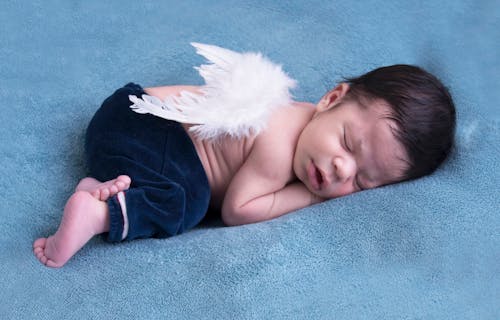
top-left (37, 252), bottom-right (48, 264)
top-left (91, 189), bottom-right (101, 200)
top-left (115, 180), bottom-right (124, 188)
top-left (99, 188), bottom-right (110, 201)
top-left (33, 243), bottom-right (48, 264)
top-left (45, 259), bottom-right (62, 268)
top-left (34, 248), bottom-right (45, 260)
top-left (115, 180), bottom-right (130, 192)
top-left (109, 185), bottom-right (119, 195)
top-left (118, 175), bottom-right (131, 186)
top-left (33, 238), bottom-right (47, 250)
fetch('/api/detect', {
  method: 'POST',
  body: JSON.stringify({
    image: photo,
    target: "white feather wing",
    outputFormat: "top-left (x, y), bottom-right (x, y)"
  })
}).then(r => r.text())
top-left (129, 42), bottom-right (297, 140)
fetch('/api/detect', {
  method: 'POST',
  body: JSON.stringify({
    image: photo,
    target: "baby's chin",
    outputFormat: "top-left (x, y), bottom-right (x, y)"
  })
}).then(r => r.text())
top-left (295, 174), bottom-right (327, 198)
top-left (309, 184), bottom-right (356, 200)
top-left (303, 182), bottom-right (331, 199)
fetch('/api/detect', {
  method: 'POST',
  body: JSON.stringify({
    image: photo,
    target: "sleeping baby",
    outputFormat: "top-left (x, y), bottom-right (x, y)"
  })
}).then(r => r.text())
top-left (33, 43), bottom-right (456, 267)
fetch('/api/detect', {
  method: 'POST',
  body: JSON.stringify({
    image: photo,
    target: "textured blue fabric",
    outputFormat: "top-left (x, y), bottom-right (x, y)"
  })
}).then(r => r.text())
top-left (85, 83), bottom-right (210, 242)
top-left (1, 1), bottom-right (498, 319)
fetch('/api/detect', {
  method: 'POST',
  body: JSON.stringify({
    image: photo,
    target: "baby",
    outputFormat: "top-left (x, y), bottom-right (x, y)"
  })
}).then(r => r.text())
top-left (33, 64), bottom-right (455, 268)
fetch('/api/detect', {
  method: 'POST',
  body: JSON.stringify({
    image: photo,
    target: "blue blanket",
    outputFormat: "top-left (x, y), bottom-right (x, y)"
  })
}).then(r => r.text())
top-left (1, 1), bottom-right (498, 319)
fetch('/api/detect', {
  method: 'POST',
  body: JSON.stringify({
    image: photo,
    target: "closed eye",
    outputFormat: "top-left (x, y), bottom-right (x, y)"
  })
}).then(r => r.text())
top-left (344, 125), bottom-right (364, 191)
top-left (343, 125), bottom-right (351, 152)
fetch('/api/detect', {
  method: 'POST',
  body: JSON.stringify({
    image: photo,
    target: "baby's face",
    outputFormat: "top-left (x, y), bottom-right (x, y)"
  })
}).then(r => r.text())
top-left (293, 84), bottom-right (409, 199)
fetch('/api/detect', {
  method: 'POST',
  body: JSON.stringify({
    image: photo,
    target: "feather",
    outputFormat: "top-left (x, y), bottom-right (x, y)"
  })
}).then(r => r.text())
top-left (128, 42), bottom-right (297, 140)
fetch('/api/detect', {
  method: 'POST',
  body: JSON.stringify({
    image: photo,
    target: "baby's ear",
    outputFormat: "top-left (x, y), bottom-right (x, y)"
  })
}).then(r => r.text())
top-left (317, 83), bottom-right (350, 112)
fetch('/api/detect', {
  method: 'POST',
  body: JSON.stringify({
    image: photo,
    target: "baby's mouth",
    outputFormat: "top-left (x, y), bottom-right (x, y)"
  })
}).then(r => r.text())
top-left (308, 161), bottom-right (325, 190)
top-left (315, 166), bottom-right (324, 187)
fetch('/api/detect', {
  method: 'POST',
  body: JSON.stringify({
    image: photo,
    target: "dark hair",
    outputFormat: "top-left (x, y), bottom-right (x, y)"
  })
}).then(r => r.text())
top-left (344, 64), bottom-right (456, 181)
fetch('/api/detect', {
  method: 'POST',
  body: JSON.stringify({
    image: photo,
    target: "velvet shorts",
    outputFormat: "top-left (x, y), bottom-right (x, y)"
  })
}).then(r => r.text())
top-left (85, 83), bottom-right (210, 242)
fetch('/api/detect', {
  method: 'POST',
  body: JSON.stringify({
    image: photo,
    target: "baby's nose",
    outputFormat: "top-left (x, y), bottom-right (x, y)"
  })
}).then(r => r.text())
top-left (333, 156), bottom-right (356, 182)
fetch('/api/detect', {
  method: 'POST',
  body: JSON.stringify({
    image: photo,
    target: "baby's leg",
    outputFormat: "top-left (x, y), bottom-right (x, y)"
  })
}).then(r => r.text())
top-left (33, 190), bottom-right (110, 268)
top-left (76, 175), bottom-right (131, 201)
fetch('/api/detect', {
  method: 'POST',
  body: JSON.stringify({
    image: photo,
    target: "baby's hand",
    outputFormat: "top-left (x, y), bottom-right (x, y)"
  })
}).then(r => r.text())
top-left (310, 192), bottom-right (326, 206)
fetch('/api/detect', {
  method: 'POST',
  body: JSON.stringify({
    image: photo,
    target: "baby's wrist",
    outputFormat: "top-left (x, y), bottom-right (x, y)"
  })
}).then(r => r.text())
top-left (309, 192), bottom-right (324, 205)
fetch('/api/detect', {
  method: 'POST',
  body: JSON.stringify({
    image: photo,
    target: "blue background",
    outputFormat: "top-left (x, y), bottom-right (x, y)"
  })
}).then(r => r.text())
top-left (1, 1), bottom-right (498, 319)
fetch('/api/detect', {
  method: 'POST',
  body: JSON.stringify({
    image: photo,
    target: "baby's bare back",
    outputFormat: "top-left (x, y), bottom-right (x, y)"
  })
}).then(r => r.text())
top-left (182, 124), bottom-right (257, 210)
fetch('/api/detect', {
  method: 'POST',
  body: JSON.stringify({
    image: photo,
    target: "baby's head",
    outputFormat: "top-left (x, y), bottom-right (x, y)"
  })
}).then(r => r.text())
top-left (293, 64), bottom-right (456, 198)
top-left (344, 64), bottom-right (456, 181)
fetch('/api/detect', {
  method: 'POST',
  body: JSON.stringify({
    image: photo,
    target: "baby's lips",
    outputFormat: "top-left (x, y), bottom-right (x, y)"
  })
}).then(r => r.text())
top-left (307, 161), bottom-right (320, 190)
top-left (317, 167), bottom-right (334, 191)
top-left (317, 167), bottom-right (331, 187)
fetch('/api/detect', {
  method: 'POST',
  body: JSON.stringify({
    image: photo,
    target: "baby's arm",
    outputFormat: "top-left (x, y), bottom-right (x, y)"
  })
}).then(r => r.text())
top-left (223, 178), bottom-right (323, 226)
top-left (222, 128), bottom-right (324, 226)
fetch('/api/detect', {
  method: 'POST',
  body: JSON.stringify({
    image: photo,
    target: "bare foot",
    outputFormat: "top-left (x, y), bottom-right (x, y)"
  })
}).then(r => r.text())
top-left (76, 175), bottom-right (131, 201)
top-left (33, 191), bottom-right (110, 268)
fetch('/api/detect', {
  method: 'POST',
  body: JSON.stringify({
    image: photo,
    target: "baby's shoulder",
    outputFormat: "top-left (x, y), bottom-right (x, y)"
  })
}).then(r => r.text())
top-left (260, 102), bottom-right (314, 146)
top-left (270, 102), bottom-right (314, 124)
top-left (246, 103), bottom-right (314, 174)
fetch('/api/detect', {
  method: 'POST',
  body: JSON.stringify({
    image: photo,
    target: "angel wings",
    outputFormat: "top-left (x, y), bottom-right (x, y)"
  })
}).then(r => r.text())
top-left (128, 42), bottom-right (297, 140)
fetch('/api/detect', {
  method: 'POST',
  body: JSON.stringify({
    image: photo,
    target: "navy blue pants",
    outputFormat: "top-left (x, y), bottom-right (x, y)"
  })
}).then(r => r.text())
top-left (85, 83), bottom-right (210, 242)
